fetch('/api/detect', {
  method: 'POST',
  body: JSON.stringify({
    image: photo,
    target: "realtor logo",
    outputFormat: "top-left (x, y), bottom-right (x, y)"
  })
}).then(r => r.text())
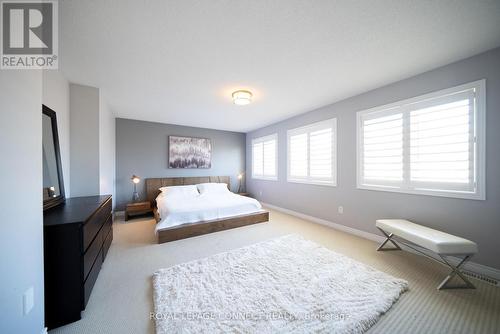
top-left (1, 0), bottom-right (58, 69)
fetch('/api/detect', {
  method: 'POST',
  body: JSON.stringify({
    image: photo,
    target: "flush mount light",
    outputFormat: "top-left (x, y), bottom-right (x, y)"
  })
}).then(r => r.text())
top-left (232, 90), bottom-right (253, 105)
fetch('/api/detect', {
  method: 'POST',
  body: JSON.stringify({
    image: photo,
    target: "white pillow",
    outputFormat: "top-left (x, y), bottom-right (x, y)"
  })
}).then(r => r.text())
top-left (159, 185), bottom-right (199, 197)
top-left (197, 183), bottom-right (230, 194)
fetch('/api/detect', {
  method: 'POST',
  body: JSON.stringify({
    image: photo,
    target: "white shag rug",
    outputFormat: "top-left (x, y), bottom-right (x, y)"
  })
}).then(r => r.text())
top-left (152, 235), bottom-right (408, 334)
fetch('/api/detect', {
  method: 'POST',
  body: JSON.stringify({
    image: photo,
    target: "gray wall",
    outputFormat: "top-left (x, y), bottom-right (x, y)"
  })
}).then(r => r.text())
top-left (246, 47), bottom-right (500, 270)
top-left (116, 118), bottom-right (246, 210)
top-left (0, 72), bottom-right (45, 333)
top-left (70, 84), bottom-right (100, 197)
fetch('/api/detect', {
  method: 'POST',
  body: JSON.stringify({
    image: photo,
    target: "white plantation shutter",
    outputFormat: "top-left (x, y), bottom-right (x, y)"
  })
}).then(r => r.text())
top-left (252, 134), bottom-right (277, 180)
top-left (252, 142), bottom-right (263, 177)
top-left (361, 111), bottom-right (403, 185)
top-left (409, 93), bottom-right (474, 191)
top-left (263, 139), bottom-right (276, 176)
top-left (357, 80), bottom-right (485, 200)
top-left (289, 133), bottom-right (308, 177)
top-left (310, 127), bottom-right (333, 179)
top-left (288, 119), bottom-right (337, 185)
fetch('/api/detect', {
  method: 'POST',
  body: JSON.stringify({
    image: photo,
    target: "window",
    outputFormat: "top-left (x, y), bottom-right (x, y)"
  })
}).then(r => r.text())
top-left (357, 80), bottom-right (485, 200)
top-left (287, 118), bottom-right (337, 186)
top-left (252, 134), bottom-right (277, 180)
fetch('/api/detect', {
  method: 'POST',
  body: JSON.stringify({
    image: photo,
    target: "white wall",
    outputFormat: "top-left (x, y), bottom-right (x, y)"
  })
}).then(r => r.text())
top-left (42, 70), bottom-right (70, 196)
top-left (70, 83), bottom-right (100, 197)
top-left (99, 95), bottom-right (116, 204)
top-left (69, 83), bottom-right (115, 202)
top-left (0, 72), bottom-right (45, 333)
top-left (44, 80), bottom-right (115, 200)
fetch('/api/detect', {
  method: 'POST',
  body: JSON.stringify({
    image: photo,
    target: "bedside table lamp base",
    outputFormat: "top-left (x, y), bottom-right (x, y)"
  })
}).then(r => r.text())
top-left (131, 174), bottom-right (141, 202)
top-left (132, 182), bottom-right (139, 202)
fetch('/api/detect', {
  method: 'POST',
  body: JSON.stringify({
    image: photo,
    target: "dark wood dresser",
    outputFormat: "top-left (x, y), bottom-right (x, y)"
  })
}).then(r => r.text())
top-left (43, 195), bottom-right (113, 329)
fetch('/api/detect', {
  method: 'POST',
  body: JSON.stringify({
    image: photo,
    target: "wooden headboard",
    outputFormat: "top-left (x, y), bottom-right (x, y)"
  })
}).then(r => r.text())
top-left (145, 176), bottom-right (230, 203)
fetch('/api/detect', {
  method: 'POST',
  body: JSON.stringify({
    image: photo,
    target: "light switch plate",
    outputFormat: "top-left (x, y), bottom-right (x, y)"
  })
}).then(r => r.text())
top-left (23, 286), bottom-right (34, 315)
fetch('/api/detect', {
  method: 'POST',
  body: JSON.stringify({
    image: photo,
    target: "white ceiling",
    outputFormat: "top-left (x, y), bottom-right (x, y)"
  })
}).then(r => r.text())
top-left (60, 0), bottom-right (500, 132)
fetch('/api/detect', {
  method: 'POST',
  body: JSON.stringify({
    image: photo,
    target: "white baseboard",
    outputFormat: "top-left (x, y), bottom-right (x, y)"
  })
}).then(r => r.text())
top-left (262, 202), bottom-right (500, 283)
top-left (262, 202), bottom-right (385, 243)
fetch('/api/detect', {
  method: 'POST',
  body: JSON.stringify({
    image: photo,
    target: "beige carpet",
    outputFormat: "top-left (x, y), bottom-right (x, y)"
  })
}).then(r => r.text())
top-left (50, 208), bottom-right (500, 334)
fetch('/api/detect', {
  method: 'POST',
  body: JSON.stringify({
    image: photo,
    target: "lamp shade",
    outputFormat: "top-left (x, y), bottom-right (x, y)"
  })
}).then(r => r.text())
top-left (131, 175), bottom-right (141, 184)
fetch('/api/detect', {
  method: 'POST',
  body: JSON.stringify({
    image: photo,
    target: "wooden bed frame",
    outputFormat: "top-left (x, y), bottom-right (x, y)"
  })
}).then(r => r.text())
top-left (145, 176), bottom-right (269, 243)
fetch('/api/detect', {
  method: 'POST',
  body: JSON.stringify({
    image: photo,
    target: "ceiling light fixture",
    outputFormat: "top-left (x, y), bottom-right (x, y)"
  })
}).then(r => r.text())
top-left (232, 90), bottom-right (253, 105)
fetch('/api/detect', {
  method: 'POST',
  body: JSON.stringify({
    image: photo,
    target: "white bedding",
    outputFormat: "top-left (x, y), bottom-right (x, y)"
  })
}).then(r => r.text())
top-left (155, 192), bottom-right (263, 232)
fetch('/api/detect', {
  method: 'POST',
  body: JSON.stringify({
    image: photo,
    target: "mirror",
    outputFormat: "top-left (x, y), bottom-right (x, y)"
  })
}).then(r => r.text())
top-left (43, 105), bottom-right (65, 210)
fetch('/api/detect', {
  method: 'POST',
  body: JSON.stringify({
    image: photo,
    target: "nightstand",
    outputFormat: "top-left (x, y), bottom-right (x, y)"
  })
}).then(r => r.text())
top-left (125, 201), bottom-right (152, 221)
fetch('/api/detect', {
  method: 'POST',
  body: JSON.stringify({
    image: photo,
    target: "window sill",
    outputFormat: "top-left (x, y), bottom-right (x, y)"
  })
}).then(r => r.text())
top-left (287, 179), bottom-right (337, 187)
top-left (252, 176), bottom-right (278, 181)
top-left (356, 183), bottom-right (485, 201)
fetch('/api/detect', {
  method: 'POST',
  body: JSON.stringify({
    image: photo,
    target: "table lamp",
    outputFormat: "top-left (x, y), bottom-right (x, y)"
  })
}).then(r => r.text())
top-left (131, 175), bottom-right (140, 201)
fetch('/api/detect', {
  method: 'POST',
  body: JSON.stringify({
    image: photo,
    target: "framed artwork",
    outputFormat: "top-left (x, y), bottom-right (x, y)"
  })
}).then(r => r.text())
top-left (168, 136), bottom-right (212, 168)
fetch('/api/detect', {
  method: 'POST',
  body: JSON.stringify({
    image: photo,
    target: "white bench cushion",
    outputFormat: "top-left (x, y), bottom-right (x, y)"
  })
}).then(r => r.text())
top-left (376, 219), bottom-right (478, 255)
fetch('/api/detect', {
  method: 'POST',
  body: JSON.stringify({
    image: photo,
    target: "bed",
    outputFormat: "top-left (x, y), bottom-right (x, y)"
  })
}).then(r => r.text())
top-left (145, 176), bottom-right (269, 243)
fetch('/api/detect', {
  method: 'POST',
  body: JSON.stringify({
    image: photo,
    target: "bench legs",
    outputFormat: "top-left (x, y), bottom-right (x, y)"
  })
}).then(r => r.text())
top-left (376, 227), bottom-right (476, 290)
top-left (437, 255), bottom-right (476, 290)
top-left (376, 228), bottom-right (402, 251)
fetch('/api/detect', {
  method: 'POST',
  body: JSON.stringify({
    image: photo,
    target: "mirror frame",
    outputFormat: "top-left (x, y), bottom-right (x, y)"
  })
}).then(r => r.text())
top-left (43, 105), bottom-right (66, 211)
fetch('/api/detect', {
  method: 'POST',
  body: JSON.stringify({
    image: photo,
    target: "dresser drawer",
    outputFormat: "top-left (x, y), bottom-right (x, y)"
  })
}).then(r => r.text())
top-left (83, 226), bottom-right (103, 281)
top-left (102, 227), bottom-right (113, 262)
top-left (82, 198), bottom-right (112, 251)
top-left (102, 213), bottom-right (112, 239)
top-left (83, 213), bottom-right (112, 279)
top-left (83, 247), bottom-right (103, 308)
